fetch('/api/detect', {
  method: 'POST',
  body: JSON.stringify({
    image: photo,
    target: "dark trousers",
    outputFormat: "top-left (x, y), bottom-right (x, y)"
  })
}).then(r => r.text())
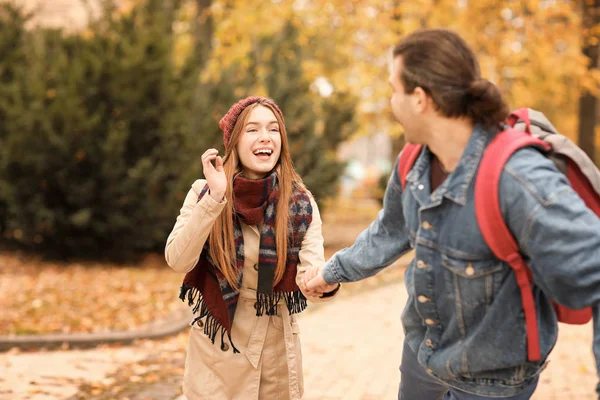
top-left (398, 340), bottom-right (538, 400)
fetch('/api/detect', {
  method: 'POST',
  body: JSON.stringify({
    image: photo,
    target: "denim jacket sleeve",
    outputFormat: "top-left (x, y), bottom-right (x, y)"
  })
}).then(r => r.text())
top-left (322, 156), bottom-right (412, 284)
top-left (499, 148), bottom-right (600, 308)
top-left (500, 148), bottom-right (600, 393)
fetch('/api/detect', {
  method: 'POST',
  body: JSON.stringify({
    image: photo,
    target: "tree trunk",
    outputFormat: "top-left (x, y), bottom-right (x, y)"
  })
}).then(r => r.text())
top-left (194, 0), bottom-right (214, 70)
top-left (191, 0), bottom-right (214, 136)
top-left (578, 0), bottom-right (600, 164)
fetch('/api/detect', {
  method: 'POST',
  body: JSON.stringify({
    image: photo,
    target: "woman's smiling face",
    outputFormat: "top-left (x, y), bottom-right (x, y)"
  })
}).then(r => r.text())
top-left (236, 105), bottom-right (282, 179)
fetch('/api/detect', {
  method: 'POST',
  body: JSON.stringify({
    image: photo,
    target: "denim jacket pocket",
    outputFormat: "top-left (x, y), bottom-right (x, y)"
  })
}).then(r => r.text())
top-left (441, 253), bottom-right (505, 309)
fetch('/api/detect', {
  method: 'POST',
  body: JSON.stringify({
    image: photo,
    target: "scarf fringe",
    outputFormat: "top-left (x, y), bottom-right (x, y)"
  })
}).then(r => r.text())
top-left (256, 290), bottom-right (308, 316)
top-left (284, 291), bottom-right (308, 315)
top-left (179, 284), bottom-right (240, 354)
top-left (180, 285), bottom-right (306, 353)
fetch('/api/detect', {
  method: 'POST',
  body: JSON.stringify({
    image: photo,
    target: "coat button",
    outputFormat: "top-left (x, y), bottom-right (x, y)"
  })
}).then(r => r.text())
top-left (426, 368), bottom-right (433, 374)
top-left (197, 319), bottom-right (204, 328)
top-left (417, 184), bottom-right (424, 190)
top-left (254, 302), bottom-right (259, 310)
top-left (425, 318), bottom-right (436, 325)
top-left (416, 260), bottom-right (428, 269)
top-left (465, 263), bottom-right (475, 276)
top-left (422, 221), bottom-right (433, 230)
top-left (221, 342), bottom-right (229, 352)
top-left (418, 295), bottom-right (431, 303)
top-left (426, 339), bottom-right (435, 348)
top-left (253, 263), bottom-right (259, 271)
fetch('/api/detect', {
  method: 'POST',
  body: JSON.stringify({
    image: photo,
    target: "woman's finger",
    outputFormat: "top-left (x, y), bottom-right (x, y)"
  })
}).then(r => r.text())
top-left (215, 156), bottom-right (224, 172)
top-left (202, 154), bottom-right (218, 170)
top-left (201, 149), bottom-right (219, 162)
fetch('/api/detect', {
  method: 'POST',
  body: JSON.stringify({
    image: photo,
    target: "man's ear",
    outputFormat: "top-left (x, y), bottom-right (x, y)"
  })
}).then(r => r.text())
top-left (412, 86), bottom-right (431, 114)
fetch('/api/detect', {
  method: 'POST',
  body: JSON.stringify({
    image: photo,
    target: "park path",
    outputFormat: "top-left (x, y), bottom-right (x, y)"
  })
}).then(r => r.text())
top-left (1, 271), bottom-right (596, 399)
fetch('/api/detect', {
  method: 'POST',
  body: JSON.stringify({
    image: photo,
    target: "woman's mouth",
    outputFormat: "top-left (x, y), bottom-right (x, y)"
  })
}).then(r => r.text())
top-left (253, 148), bottom-right (273, 161)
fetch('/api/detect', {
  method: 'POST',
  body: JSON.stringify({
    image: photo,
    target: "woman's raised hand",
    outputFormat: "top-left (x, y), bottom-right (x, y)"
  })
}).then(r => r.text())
top-left (202, 149), bottom-right (227, 202)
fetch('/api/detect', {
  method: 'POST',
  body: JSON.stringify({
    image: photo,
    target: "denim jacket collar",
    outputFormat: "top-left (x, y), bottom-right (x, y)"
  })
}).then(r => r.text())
top-left (405, 124), bottom-right (491, 206)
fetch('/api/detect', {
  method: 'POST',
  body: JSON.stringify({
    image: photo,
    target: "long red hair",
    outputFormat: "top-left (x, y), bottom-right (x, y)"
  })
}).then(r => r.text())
top-left (208, 100), bottom-right (305, 289)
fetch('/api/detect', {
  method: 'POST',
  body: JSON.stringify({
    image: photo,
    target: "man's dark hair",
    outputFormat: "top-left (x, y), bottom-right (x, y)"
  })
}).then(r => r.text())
top-left (393, 29), bottom-right (509, 127)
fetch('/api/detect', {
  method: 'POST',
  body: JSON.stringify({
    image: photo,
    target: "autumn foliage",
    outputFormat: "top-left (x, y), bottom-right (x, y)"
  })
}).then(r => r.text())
top-left (0, 1), bottom-right (357, 260)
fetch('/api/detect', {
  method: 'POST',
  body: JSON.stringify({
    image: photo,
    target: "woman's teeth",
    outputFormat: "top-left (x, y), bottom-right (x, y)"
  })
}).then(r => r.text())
top-left (254, 149), bottom-right (272, 155)
top-left (253, 149), bottom-right (273, 160)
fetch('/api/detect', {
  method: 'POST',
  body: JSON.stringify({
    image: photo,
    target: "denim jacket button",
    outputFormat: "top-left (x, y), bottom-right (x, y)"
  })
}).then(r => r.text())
top-left (425, 318), bottom-right (436, 325)
top-left (418, 295), bottom-right (431, 303)
top-left (418, 184), bottom-right (424, 190)
top-left (426, 368), bottom-right (434, 374)
top-left (417, 260), bottom-right (428, 269)
top-left (465, 263), bottom-right (475, 276)
top-left (422, 221), bottom-right (433, 230)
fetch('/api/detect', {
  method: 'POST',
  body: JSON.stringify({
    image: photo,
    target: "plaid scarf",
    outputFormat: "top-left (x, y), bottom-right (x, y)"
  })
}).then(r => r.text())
top-left (179, 172), bottom-right (313, 353)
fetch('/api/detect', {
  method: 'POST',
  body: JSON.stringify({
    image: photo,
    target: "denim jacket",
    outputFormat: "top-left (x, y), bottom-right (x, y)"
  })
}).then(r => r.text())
top-left (323, 124), bottom-right (600, 397)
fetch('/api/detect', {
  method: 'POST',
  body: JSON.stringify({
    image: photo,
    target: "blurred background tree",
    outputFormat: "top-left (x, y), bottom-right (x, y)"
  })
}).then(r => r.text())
top-left (205, 0), bottom-right (600, 161)
top-left (0, 0), bottom-right (202, 259)
top-left (1, 0), bottom-right (599, 261)
top-left (0, 0), bottom-right (356, 260)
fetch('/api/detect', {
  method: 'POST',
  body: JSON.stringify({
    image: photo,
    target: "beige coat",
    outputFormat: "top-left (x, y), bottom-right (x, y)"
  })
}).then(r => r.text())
top-left (165, 179), bottom-right (337, 400)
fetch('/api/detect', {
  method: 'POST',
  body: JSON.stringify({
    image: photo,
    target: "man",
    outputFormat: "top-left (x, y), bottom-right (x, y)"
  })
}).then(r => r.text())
top-left (305, 29), bottom-right (600, 399)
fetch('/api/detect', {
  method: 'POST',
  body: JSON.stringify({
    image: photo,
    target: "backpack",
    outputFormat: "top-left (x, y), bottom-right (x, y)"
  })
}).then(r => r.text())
top-left (398, 108), bottom-right (600, 362)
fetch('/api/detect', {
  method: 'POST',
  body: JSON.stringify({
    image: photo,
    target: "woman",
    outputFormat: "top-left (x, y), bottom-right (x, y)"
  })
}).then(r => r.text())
top-left (165, 96), bottom-right (340, 400)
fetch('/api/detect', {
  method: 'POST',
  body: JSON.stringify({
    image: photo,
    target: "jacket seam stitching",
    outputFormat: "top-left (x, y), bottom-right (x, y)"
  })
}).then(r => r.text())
top-left (503, 166), bottom-right (546, 205)
top-left (520, 188), bottom-right (572, 255)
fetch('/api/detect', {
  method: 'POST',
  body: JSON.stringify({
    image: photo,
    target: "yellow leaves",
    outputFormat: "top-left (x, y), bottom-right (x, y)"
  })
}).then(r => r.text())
top-left (117, 0), bottom-right (145, 17)
top-left (546, 1), bottom-right (577, 21)
top-left (211, 0), bottom-right (292, 52)
top-left (1, 252), bottom-right (188, 336)
top-left (302, 60), bottom-right (323, 82)
top-left (173, 33), bottom-right (194, 68)
top-left (81, 29), bottom-right (95, 40)
top-left (171, 0), bottom-right (600, 140)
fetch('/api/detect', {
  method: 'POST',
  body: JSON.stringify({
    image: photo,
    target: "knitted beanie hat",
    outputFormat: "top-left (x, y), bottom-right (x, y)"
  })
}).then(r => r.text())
top-left (219, 96), bottom-right (285, 148)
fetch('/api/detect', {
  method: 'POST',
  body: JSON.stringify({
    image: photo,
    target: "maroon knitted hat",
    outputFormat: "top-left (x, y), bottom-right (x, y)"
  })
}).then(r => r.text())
top-left (219, 96), bottom-right (285, 148)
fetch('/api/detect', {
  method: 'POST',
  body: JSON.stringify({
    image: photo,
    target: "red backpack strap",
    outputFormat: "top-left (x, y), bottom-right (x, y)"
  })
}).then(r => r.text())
top-left (474, 127), bottom-right (551, 362)
top-left (398, 144), bottom-right (423, 190)
top-left (507, 108), bottom-right (532, 132)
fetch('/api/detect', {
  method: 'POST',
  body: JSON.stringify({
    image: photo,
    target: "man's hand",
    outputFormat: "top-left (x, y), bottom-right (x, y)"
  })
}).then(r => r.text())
top-left (303, 265), bottom-right (338, 297)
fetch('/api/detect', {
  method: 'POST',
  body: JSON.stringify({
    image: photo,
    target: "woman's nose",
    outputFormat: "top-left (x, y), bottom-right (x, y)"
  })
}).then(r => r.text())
top-left (258, 129), bottom-right (271, 142)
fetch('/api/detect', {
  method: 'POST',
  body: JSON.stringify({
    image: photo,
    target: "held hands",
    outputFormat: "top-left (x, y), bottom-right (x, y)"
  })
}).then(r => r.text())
top-left (302, 265), bottom-right (339, 298)
top-left (202, 149), bottom-right (226, 202)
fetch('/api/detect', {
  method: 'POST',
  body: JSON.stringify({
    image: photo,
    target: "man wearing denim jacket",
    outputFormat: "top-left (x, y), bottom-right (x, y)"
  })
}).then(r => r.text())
top-left (305, 29), bottom-right (600, 399)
